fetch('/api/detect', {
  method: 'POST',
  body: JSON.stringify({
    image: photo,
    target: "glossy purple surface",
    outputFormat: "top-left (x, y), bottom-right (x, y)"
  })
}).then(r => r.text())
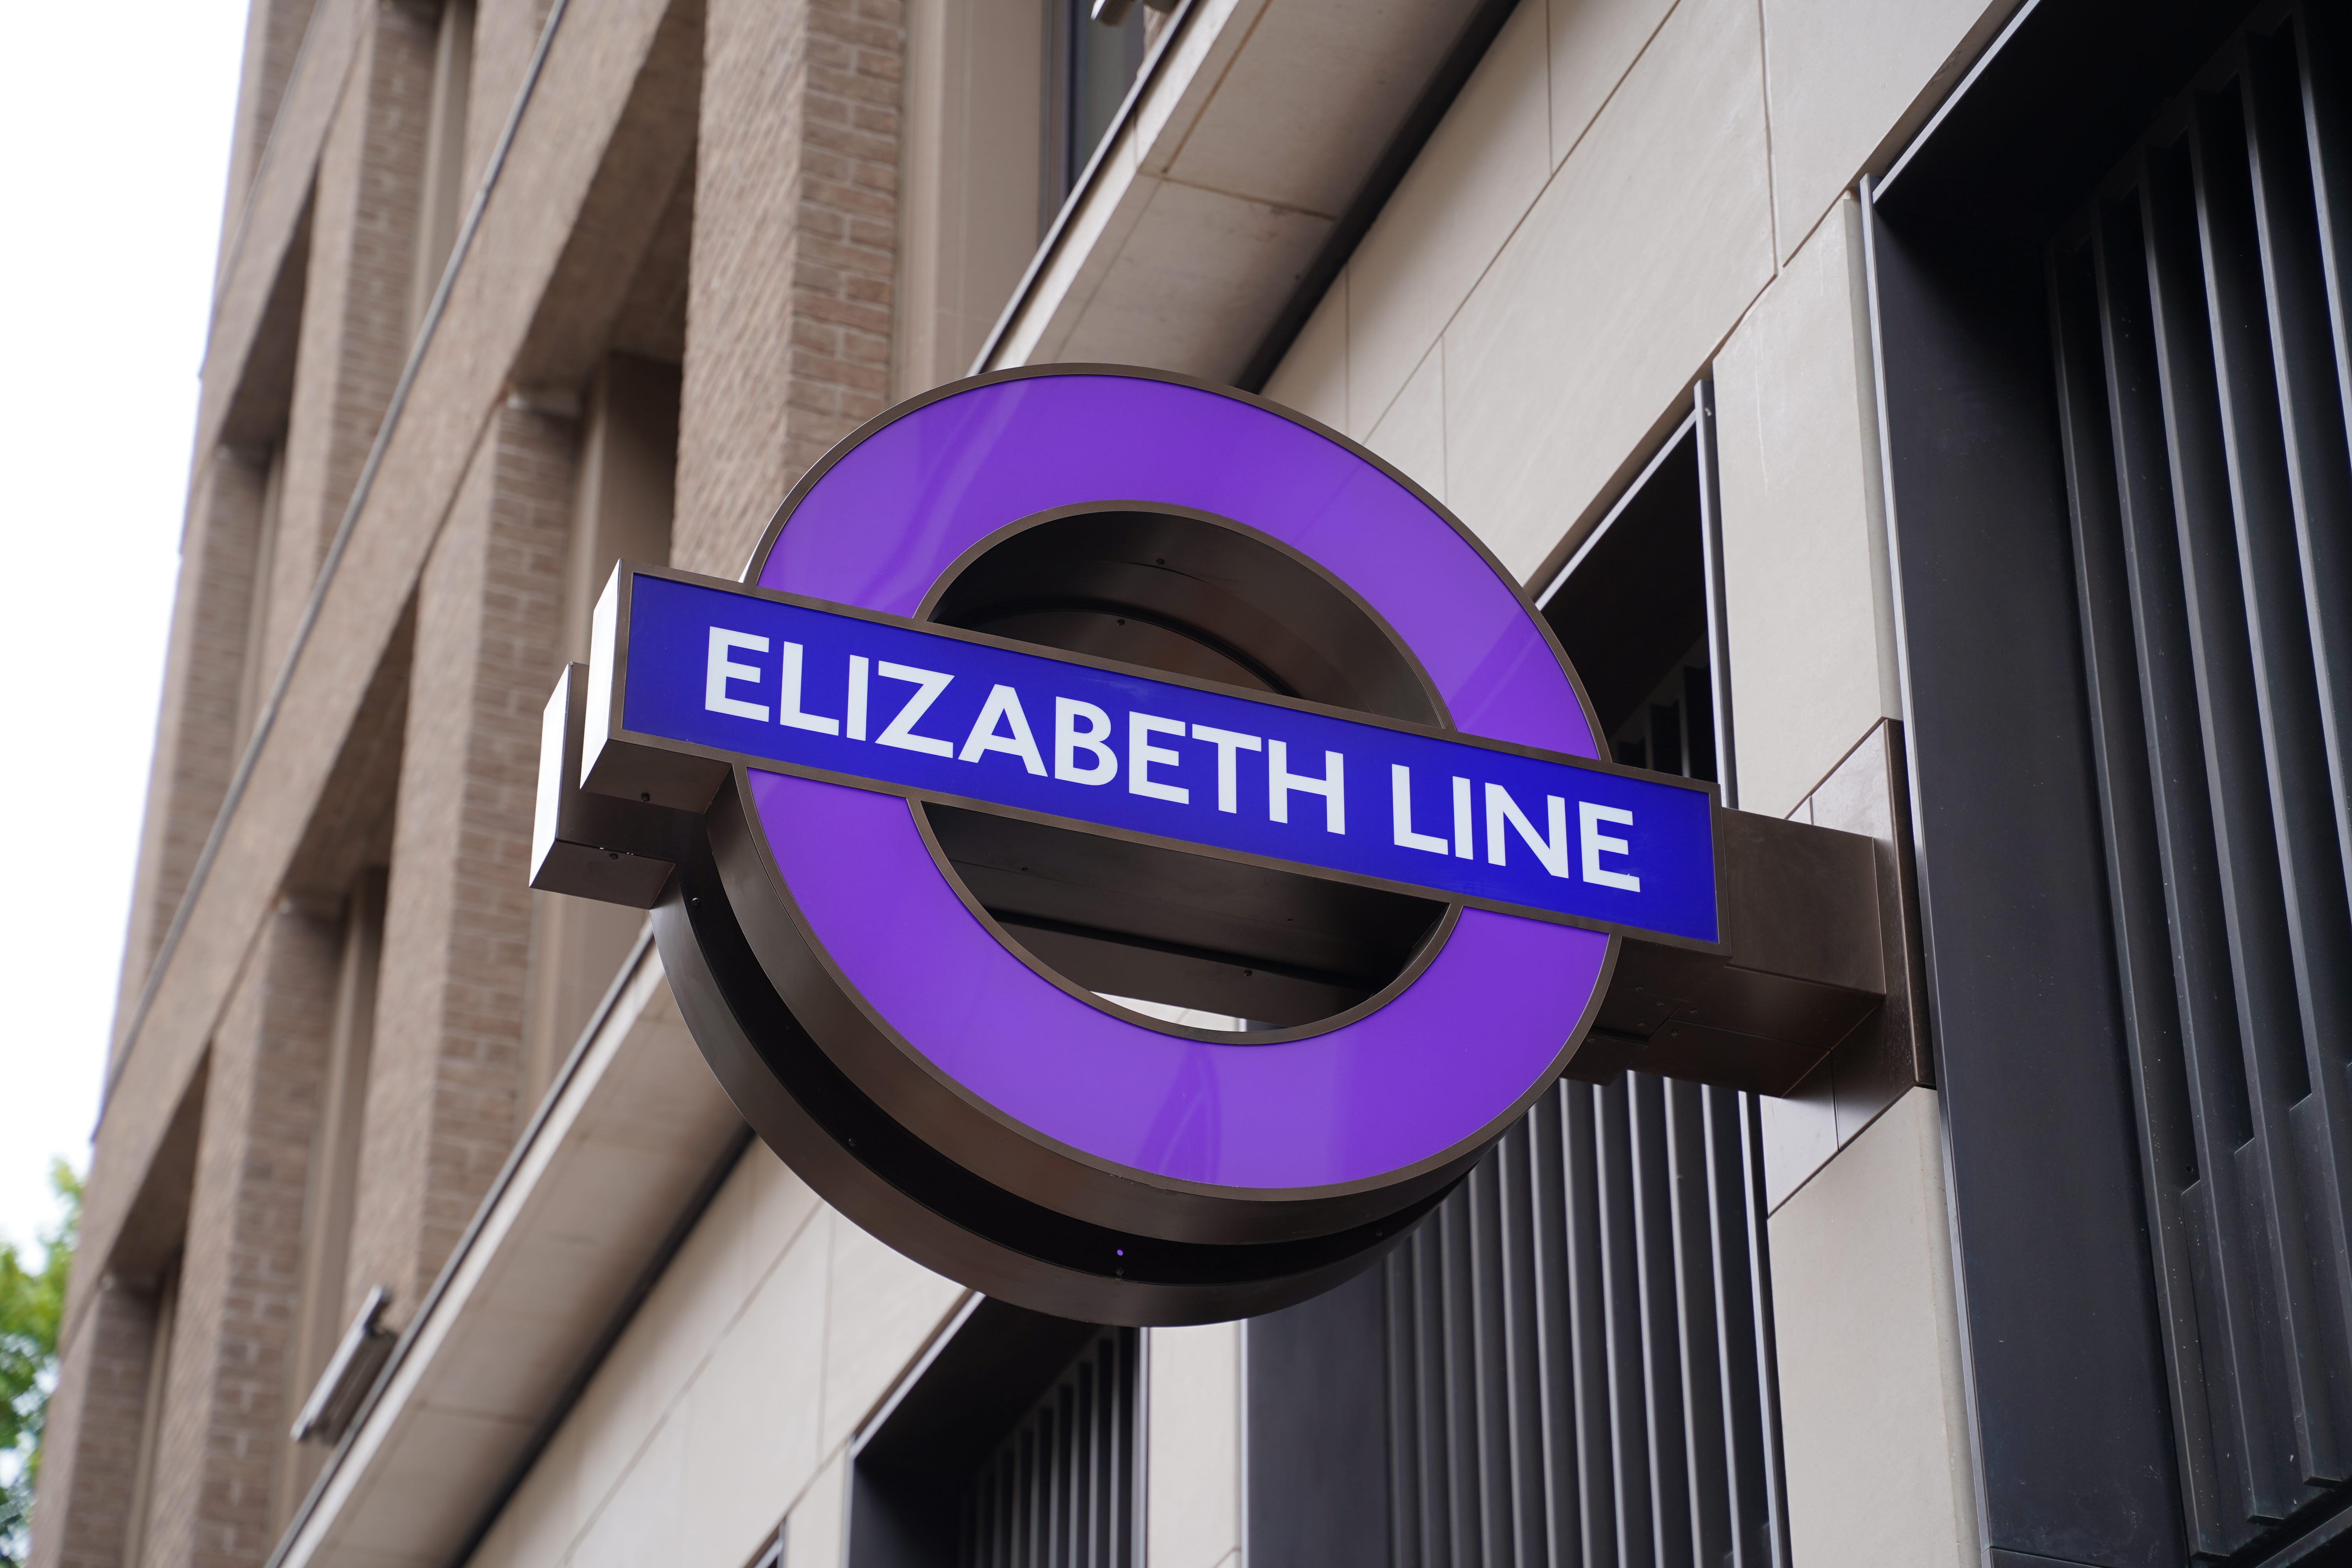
top-left (757, 376), bottom-right (1593, 754)
top-left (755, 772), bottom-right (1608, 1187)
top-left (749, 372), bottom-right (1609, 1191)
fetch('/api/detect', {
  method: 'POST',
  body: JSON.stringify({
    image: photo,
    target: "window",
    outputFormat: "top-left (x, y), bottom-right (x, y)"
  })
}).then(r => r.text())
top-left (1536, 405), bottom-right (1730, 793)
top-left (850, 1301), bottom-right (1140, 1568)
top-left (1040, 0), bottom-right (1145, 234)
top-left (1865, 0), bottom-right (2352, 1555)
top-left (279, 867), bottom-right (387, 1520)
top-left (409, 0), bottom-right (476, 338)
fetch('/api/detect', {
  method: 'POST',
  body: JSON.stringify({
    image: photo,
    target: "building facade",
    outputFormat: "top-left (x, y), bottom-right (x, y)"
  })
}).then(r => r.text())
top-left (31, 0), bottom-right (2352, 1565)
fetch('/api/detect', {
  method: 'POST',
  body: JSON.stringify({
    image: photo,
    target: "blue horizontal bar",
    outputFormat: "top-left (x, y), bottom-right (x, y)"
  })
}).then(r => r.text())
top-left (621, 573), bottom-right (1717, 944)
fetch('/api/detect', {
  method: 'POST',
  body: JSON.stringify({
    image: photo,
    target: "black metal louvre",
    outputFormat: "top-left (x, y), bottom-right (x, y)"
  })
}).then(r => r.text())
top-left (1247, 1070), bottom-right (1789, 1568)
top-left (958, 1327), bottom-right (1136, 1568)
top-left (1378, 1077), bottom-right (1785, 1568)
top-left (2048, 4), bottom-right (2352, 1558)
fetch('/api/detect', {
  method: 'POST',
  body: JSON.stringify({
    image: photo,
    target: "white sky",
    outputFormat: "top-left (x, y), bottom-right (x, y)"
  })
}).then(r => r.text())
top-left (0, 0), bottom-right (251, 1255)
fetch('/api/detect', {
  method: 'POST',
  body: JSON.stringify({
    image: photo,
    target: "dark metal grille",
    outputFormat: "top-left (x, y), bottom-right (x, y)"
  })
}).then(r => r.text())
top-left (1381, 1076), bottom-right (1786, 1568)
top-left (1608, 646), bottom-right (1717, 783)
top-left (957, 1328), bottom-right (1136, 1568)
top-left (2049, 4), bottom-right (2352, 1558)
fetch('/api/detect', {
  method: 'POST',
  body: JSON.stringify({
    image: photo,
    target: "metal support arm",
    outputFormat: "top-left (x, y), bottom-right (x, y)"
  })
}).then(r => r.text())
top-left (1570, 811), bottom-right (1891, 1096)
top-left (535, 661), bottom-right (1895, 1096)
top-left (530, 663), bottom-right (693, 908)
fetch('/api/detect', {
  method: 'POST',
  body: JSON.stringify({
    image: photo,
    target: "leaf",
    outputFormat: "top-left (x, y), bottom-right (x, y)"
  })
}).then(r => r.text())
top-left (0, 1161), bottom-right (78, 1566)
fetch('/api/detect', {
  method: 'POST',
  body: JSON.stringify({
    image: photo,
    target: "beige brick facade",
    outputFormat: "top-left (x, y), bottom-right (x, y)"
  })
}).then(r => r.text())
top-left (32, 1282), bottom-right (163, 1568)
top-left (675, 0), bottom-right (901, 576)
top-left (39, 1), bottom-right (906, 1563)
top-left (141, 913), bottom-right (337, 1568)
top-left (266, 1), bottom-right (434, 667)
top-left (222, 0), bottom-right (325, 232)
top-left (113, 458), bottom-right (269, 1034)
top-left (353, 404), bottom-right (573, 1317)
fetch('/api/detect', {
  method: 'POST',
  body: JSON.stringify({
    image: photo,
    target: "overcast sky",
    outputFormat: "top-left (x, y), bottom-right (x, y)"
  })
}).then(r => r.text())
top-left (0, 0), bottom-right (250, 1254)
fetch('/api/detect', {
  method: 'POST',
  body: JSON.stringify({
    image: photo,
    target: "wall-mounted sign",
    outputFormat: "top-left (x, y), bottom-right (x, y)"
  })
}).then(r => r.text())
top-left (535, 367), bottom-right (1728, 1324)
top-left (599, 571), bottom-right (1718, 940)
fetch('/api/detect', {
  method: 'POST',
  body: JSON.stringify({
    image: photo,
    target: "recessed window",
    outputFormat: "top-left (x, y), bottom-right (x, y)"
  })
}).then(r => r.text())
top-left (849, 1301), bottom-right (1138, 1568)
top-left (1539, 405), bottom-right (1730, 790)
top-left (1041, 0), bottom-right (1144, 233)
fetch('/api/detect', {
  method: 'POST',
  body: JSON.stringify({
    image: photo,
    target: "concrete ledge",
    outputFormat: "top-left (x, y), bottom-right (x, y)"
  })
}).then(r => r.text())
top-left (980, 0), bottom-right (1484, 380)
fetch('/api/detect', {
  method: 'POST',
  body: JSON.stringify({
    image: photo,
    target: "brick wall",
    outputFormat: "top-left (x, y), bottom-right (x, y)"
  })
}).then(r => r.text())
top-left (113, 455), bottom-right (269, 1049)
top-left (55, 1), bottom-right (918, 1563)
top-left (26, 1282), bottom-right (162, 1568)
top-left (354, 404), bottom-right (574, 1317)
top-left (674, 0), bottom-right (902, 576)
top-left (466, 0), bottom-right (555, 195)
top-left (265, 1), bottom-right (436, 677)
top-left (141, 912), bottom-right (336, 1568)
top-left (223, 0), bottom-right (324, 231)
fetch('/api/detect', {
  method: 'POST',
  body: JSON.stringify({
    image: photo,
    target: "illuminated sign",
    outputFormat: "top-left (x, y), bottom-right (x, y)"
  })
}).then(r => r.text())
top-left (594, 570), bottom-right (1717, 942)
top-left (535, 367), bottom-right (1724, 1325)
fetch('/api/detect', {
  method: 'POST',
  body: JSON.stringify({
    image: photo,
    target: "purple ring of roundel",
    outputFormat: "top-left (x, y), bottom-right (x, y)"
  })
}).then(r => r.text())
top-left (747, 373), bottom-right (1609, 1191)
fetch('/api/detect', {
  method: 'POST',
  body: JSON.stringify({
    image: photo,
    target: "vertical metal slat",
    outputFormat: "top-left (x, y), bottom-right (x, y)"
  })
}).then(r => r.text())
top-left (1724, 1092), bottom-right (1788, 1568)
top-left (1465, 1161), bottom-right (1512, 1565)
top-left (1633, 1078), bottom-right (1693, 1566)
top-left (2056, 211), bottom-right (2235, 1555)
top-left (1443, 1200), bottom-right (1479, 1568)
top-left (1525, 1089), bottom-right (1581, 1567)
top-left (1562, 1083), bottom-right (1615, 1567)
top-left (1416, 1220), bottom-right (1448, 1568)
top-left (1595, 1078), bottom-right (1653, 1565)
top-left (1387, 1246), bottom-right (1424, 1568)
top-left (2141, 131), bottom-right (2306, 1527)
top-left (2254, 15), bottom-right (2352, 910)
top-left (2244, 24), bottom-right (2352, 1494)
top-left (1666, 1080), bottom-right (1730, 1565)
top-left (2188, 79), bottom-right (2344, 1504)
top-left (1493, 1122), bottom-right (1548, 1566)
top-left (2292, 1), bottom-right (2352, 910)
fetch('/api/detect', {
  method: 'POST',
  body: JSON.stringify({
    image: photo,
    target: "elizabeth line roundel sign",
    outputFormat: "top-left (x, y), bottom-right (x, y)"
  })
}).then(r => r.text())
top-left (533, 366), bottom-right (1720, 1325)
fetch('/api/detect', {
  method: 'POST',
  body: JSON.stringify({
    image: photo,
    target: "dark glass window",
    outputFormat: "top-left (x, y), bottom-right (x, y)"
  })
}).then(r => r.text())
top-left (1042, 0), bottom-right (1145, 234)
top-left (850, 1301), bottom-right (1138, 1568)
top-left (1537, 410), bottom-right (1728, 791)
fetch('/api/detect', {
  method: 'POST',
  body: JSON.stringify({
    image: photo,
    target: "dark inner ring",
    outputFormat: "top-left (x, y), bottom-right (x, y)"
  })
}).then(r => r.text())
top-left (920, 509), bottom-right (1449, 1030)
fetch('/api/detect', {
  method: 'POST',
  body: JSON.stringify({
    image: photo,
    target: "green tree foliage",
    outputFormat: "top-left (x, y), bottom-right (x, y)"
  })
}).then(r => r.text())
top-left (0, 1162), bottom-right (80, 1568)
